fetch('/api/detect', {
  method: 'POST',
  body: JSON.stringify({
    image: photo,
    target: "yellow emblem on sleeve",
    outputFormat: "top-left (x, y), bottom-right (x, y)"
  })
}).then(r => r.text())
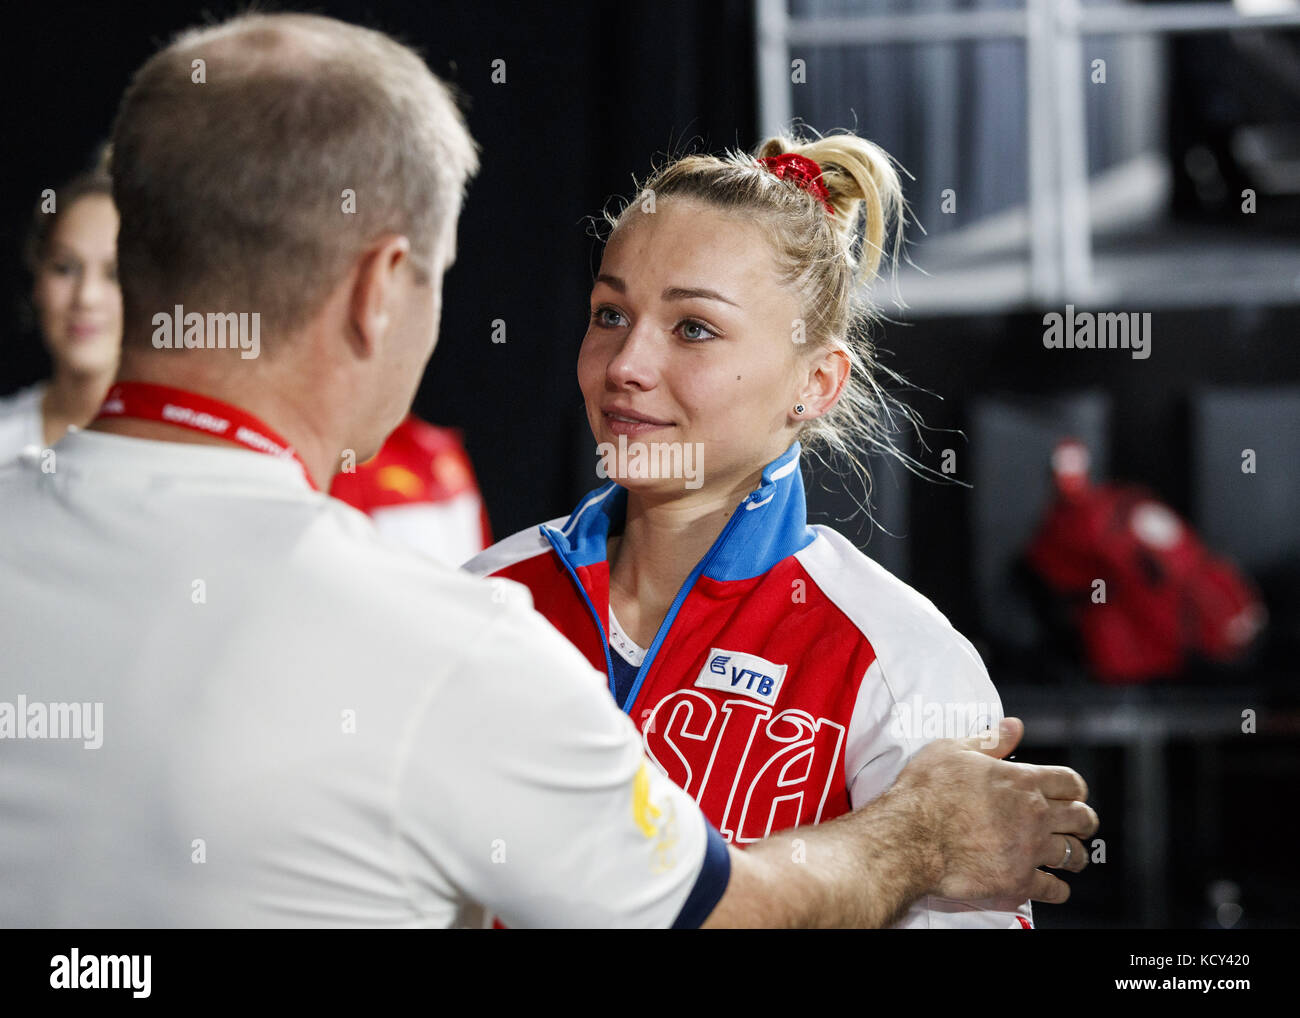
top-left (632, 762), bottom-right (663, 838)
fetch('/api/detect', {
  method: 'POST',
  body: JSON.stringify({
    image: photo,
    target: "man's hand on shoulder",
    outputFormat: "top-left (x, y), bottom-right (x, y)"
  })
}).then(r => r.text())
top-left (897, 717), bottom-right (1098, 905)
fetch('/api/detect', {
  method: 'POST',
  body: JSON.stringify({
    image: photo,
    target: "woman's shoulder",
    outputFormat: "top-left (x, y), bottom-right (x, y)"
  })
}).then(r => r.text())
top-left (0, 382), bottom-right (46, 461)
top-left (0, 382), bottom-right (45, 417)
top-left (795, 524), bottom-right (989, 683)
top-left (461, 517), bottom-right (566, 577)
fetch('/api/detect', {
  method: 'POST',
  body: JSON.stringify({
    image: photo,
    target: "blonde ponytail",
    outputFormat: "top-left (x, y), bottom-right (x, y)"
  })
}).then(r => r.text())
top-left (756, 133), bottom-right (907, 284)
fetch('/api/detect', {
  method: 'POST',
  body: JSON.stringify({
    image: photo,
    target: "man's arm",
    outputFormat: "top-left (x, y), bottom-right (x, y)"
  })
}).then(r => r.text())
top-left (703, 718), bottom-right (1098, 928)
top-left (398, 594), bottom-right (1095, 928)
top-left (703, 780), bottom-right (937, 929)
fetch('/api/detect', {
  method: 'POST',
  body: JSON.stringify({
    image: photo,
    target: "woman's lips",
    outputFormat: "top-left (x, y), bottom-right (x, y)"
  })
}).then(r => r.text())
top-left (602, 409), bottom-right (671, 436)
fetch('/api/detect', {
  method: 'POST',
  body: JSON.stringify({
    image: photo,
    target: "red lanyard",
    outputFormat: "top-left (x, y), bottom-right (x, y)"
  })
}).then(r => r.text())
top-left (94, 381), bottom-right (318, 490)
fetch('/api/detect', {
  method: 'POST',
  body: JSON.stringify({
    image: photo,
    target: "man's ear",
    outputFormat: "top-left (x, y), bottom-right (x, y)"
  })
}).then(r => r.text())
top-left (798, 345), bottom-right (851, 420)
top-left (348, 234), bottom-right (412, 358)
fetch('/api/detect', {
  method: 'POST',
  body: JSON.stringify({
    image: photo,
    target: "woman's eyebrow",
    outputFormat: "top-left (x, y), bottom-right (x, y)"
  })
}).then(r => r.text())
top-left (662, 285), bottom-right (739, 307)
top-left (595, 274), bottom-right (739, 308)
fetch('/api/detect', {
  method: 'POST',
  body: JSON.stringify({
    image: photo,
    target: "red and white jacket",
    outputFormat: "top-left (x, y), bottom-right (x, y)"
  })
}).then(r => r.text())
top-left (330, 415), bottom-right (491, 567)
top-left (465, 442), bottom-right (1032, 928)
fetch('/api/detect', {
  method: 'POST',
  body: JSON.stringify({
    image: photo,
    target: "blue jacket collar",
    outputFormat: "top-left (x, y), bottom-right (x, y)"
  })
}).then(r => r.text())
top-left (543, 442), bottom-right (816, 582)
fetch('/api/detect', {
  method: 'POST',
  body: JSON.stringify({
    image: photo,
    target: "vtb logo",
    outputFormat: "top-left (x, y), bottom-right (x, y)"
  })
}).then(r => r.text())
top-left (642, 690), bottom-right (846, 844)
top-left (696, 647), bottom-right (787, 706)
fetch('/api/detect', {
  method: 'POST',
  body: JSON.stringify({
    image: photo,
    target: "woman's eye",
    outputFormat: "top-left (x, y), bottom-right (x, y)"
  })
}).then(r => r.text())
top-left (678, 319), bottom-right (716, 342)
top-left (591, 306), bottom-right (625, 328)
top-left (50, 262), bottom-right (78, 276)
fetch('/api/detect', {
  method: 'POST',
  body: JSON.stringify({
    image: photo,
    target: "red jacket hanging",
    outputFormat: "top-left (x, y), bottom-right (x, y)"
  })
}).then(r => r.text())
top-left (1027, 439), bottom-right (1265, 682)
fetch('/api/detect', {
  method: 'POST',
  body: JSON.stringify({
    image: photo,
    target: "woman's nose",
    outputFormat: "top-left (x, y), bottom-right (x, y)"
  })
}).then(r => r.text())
top-left (606, 321), bottom-right (660, 389)
top-left (73, 268), bottom-right (116, 308)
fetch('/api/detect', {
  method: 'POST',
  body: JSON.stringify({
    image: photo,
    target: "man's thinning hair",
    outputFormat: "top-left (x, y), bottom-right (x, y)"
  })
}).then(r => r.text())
top-left (110, 13), bottom-right (478, 347)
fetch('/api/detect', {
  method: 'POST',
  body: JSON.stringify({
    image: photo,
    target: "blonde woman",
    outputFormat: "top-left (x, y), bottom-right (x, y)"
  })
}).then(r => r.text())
top-left (467, 132), bottom-right (1073, 928)
top-left (1, 163), bottom-right (122, 456)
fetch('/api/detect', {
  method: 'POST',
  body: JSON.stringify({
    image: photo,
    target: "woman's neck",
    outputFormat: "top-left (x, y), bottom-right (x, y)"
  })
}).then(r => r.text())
top-left (608, 468), bottom-right (763, 647)
top-left (42, 364), bottom-right (117, 446)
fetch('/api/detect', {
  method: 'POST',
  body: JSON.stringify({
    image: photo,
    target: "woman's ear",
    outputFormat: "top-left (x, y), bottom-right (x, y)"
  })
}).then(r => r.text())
top-left (797, 345), bottom-right (851, 420)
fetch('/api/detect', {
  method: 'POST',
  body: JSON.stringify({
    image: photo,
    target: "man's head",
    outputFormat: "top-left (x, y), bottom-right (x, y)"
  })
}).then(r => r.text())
top-left (109, 12), bottom-right (478, 462)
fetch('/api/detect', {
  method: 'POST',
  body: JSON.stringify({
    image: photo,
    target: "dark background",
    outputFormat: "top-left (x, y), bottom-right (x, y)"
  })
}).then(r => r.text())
top-left (0, 0), bottom-right (759, 535)
top-left (3, 0), bottom-right (1298, 929)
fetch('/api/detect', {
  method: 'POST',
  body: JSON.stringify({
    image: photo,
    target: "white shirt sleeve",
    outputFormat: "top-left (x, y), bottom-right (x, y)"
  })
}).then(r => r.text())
top-left (391, 597), bottom-right (730, 928)
top-left (844, 629), bottom-right (1035, 929)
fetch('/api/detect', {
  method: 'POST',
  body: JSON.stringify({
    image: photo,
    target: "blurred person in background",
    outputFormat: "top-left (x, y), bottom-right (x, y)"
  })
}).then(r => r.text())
top-left (1, 158), bottom-right (121, 457)
top-left (3, 155), bottom-right (490, 566)
top-left (329, 413), bottom-right (492, 565)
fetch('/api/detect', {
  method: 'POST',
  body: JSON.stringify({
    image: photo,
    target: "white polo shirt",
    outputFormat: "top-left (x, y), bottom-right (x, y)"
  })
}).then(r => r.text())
top-left (0, 430), bottom-right (730, 928)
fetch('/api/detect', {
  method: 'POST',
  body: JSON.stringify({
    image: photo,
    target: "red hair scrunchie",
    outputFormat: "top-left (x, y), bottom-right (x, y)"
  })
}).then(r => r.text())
top-left (757, 153), bottom-right (835, 216)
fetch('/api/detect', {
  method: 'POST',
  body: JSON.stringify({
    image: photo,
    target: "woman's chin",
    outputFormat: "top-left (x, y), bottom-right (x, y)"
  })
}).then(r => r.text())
top-left (590, 428), bottom-right (708, 489)
top-left (611, 474), bottom-right (703, 500)
top-left (599, 460), bottom-right (712, 498)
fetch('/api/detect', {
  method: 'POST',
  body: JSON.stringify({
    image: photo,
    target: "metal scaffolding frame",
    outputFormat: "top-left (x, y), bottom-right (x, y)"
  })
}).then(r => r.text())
top-left (756, 0), bottom-right (1300, 310)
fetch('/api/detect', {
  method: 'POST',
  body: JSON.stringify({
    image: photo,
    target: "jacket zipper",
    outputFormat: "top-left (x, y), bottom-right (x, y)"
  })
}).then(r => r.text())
top-left (621, 494), bottom-right (758, 712)
top-left (540, 525), bottom-right (619, 700)
top-left (544, 490), bottom-right (762, 714)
